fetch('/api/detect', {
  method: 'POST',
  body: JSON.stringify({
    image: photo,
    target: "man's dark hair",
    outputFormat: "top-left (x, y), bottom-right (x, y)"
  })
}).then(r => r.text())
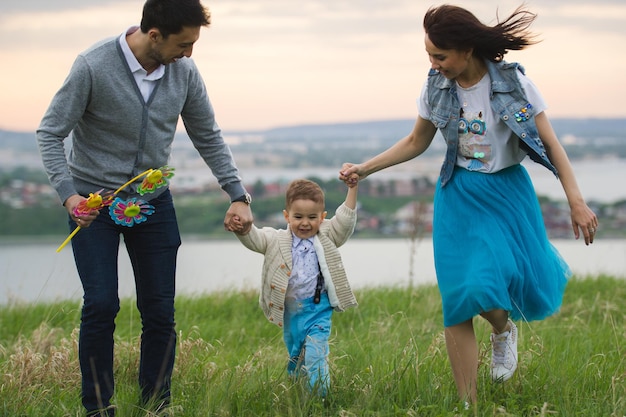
top-left (140, 0), bottom-right (211, 38)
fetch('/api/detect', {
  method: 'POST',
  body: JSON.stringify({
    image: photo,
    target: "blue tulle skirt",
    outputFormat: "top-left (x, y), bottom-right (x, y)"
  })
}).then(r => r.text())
top-left (433, 164), bottom-right (571, 327)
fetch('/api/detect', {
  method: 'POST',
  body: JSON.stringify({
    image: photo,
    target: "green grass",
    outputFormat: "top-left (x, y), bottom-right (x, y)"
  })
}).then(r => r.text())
top-left (1, 276), bottom-right (624, 416)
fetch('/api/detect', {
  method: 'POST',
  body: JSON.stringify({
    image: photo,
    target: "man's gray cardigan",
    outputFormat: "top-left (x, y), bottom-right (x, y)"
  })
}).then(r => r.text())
top-left (37, 35), bottom-right (245, 203)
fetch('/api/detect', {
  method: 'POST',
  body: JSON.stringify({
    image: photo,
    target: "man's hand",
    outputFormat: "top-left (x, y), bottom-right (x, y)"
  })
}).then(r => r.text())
top-left (64, 194), bottom-right (99, 228)
top-left (224, 202), bottom-right (253, 235)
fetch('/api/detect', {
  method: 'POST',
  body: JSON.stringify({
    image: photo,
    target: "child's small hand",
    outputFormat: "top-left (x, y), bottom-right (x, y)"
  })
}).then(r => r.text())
top-left (229, 216), bottom-right (252, 236)
top-left (225, 203), bottom-right (253, 235)
top-left (339, 163), bottom-right (362, 187)
top-left (345, 173), bottom-right (359, 188)
top-left (226, 215), bottom-right (244, 234)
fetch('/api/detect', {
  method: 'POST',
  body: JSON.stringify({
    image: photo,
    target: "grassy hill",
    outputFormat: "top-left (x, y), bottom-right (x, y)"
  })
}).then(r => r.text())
top-left (1, 276), bottom-right (624, 416)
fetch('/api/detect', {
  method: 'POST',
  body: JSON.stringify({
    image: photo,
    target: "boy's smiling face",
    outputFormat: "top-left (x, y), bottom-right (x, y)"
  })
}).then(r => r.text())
top-left (283, 198), bottom-right (327, 240)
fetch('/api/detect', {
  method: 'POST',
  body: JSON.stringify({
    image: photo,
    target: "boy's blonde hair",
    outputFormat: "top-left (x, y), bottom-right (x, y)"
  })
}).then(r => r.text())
top-left (285, 179), bottom-right (325, 209)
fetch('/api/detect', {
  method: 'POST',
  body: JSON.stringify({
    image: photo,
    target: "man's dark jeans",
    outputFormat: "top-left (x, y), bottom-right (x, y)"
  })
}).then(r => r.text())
top-left (70, 190), bottom-right (181, 415)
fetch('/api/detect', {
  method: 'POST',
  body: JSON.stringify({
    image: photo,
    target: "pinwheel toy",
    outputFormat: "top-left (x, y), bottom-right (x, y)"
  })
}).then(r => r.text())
top-left (138, 165), bottom-right (175, 195)
top-left (109, 197), bottom-right (155, 226)
top-left (56, 166), bottom-right (175, 252)
top-left (72, 189), bottom-right (114, 217)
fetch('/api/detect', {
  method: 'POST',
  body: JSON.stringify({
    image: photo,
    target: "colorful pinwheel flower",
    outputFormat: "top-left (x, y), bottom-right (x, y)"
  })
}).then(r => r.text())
top-left (109, 197), bottom-right (155, 227)
top-left (56, 167), bottom-right (175, 252)
top-left (137, 166), bottom-right (175, 195)
top-left (73, 189), bottom-right (114, 217)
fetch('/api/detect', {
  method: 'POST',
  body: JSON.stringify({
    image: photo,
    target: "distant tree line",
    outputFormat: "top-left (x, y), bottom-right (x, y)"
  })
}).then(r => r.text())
top-left (2, 167), bottom-right (625, 239)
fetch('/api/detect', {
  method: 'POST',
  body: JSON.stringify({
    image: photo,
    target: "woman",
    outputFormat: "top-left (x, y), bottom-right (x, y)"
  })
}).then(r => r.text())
top-left (339, 5), bottom-right (597, 405)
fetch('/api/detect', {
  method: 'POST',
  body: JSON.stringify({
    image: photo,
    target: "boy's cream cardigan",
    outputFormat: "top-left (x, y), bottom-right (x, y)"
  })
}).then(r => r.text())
top-left (236, 203), bottom-right (358, 327)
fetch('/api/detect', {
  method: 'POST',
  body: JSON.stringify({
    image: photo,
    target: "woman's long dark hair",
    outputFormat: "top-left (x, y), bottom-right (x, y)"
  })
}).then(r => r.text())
top-left (423, 4), bottom-right (538, 62)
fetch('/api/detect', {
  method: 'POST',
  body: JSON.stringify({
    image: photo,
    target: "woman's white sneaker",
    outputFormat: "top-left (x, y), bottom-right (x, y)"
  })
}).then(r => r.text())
top-left (490, 320), bottom-right (518, 382)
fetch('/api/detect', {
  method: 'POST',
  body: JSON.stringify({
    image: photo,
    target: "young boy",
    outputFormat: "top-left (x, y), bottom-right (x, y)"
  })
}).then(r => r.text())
top-left (230, 178), bottom-right (358, 396)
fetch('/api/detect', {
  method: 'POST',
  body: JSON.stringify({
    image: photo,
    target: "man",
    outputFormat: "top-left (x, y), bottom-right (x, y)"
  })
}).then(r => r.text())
top-left (36, 1), bottom-right (252, 415)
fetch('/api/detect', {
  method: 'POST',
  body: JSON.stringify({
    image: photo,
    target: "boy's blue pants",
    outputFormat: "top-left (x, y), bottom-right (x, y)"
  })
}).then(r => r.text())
top-left (283, 293), bottom-right (333, 395)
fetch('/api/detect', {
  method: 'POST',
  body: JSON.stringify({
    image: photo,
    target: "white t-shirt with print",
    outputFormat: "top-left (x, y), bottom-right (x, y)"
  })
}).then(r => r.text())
top-left (418, 70), bottom-right (547, 173)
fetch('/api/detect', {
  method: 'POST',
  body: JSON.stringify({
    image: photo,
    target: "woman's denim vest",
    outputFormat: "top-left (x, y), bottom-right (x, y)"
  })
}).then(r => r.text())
top-left (427, 60), bottom-right (558, 186)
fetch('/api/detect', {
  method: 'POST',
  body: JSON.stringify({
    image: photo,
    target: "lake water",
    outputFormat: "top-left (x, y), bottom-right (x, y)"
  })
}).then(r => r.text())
top-left (2, 158), bottom-right (625, 305)
top-left (2, 238), bottom-right (624, 305)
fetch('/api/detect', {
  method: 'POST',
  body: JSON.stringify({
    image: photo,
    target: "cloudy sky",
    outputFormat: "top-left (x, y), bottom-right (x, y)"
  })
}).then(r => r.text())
top-left (1, 0), bottom-right (625, 133)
